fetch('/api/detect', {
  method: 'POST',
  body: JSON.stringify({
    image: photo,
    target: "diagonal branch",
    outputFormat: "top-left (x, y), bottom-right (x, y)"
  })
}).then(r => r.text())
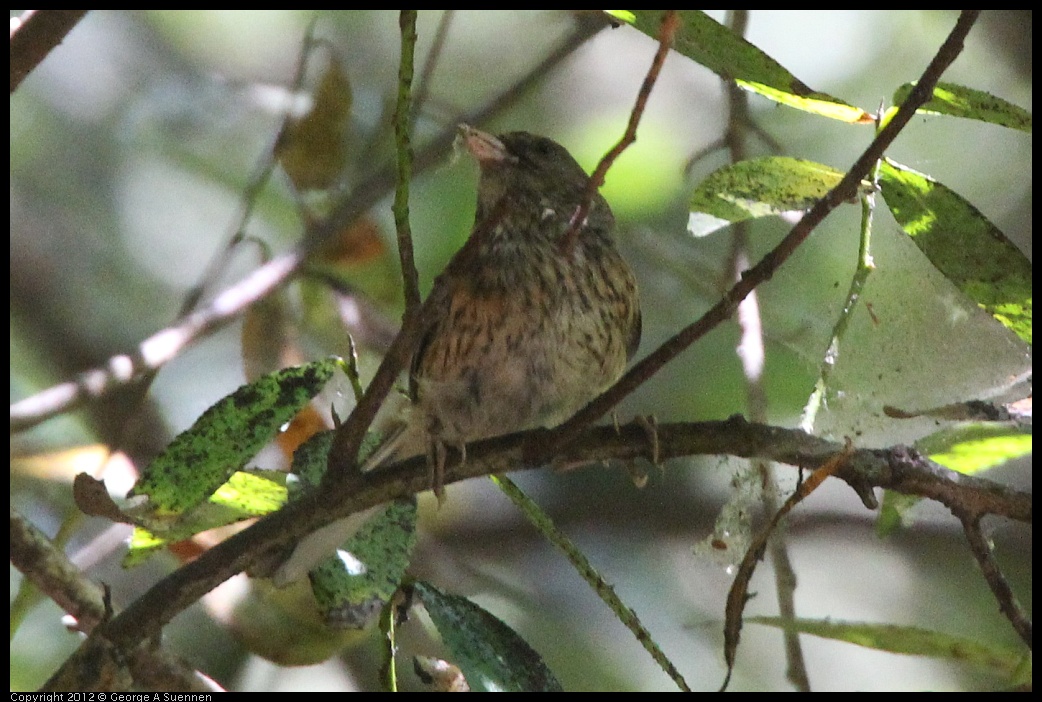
top-left (533, 10), bottom-right (984, 461)
top-left (565, 10), bottom-right (678, 249)
top-left (956, 511), bottom-right (1032, 649)
top-left (10, 9), bottom-right (89, 93)
top-left (11, 507), bottom-right (219, 692)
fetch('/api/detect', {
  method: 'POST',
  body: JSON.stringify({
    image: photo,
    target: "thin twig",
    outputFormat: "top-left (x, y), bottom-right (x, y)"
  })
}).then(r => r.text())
top-left (721, 8), bottom-right (810, 692)
top-left (799, 114), bottom-right (882, 433)
top-left (564, 10), bottom-right (679, 250)
top-left (10, 252), bottom-right (303, 433)
top-left (393, 10), bottom-right (421, 314)
top-left (720, 443), bottom-right (852, 691)
top-left (410, 10), bottom-right (454, 132)
top-left (957, 511), bottom-right (1032, 649)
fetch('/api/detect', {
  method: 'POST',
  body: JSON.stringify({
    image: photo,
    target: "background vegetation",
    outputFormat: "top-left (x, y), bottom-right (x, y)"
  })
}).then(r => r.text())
top-left (10, 10), bottom-right (1031, 691)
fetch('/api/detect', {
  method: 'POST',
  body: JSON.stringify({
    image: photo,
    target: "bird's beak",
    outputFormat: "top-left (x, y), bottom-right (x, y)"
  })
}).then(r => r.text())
top-left (458, 124), bottom-right (512, 165)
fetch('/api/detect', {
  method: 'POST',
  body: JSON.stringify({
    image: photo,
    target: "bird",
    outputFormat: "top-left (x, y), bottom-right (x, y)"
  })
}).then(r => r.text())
top-left (274, 126), bottom-right (641, 587)
top-left (364, 125), bottom-right (642, 481)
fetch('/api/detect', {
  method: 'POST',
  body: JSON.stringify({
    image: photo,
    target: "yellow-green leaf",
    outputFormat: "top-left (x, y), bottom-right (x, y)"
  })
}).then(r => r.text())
top-left (123, 469), bottom-right (289, 567)
top-left (878, 421), bottom-right (1030, 537)
top-left (749, 617), bottom-right (1028, 678)
top-left (879, 159), bottom-right (1032, 344)
top-left (893, 81), bottom-right (1032, 132)
top-left (916, 423), bottom-right (1032, 476)
top-left (622, 11), bottom-right (871, 123)
top-left (128, 359), bottom-right (341, 521)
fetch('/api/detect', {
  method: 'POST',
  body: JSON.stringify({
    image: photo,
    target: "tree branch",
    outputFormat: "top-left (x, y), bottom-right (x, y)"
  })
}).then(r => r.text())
top-left (59, 418), bottom-right (1029, 673)
top-left (10, 9), bottom-right (89, 93)
top-left (535, 9), bottom-right (985, 460)
top-left (11, 507), bottom-right (219, 692)
top-left (392, 10), bottom-right (421, 314)
top-left (957, 511), bottom-right (1032, 649)
top-left (565, 10), bottom-right (678, 249)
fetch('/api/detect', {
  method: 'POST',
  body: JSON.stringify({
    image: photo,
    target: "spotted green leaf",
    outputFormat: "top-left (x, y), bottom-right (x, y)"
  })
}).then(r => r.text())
top-left (879, 160), bottom-right (1032, 344)
top-left (414, 581), bottom-right (563, 692)
top-left (128, 358), bottom-right (341, 522)
top-left (688, 156), bottom-right (846, 237)
top-left (284, 430), bottom-right (417, 629)
top-left (308, 499), bottom-right (417, 629)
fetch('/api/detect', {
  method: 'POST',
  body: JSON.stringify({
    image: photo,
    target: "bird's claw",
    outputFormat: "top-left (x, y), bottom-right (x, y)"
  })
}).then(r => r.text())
top-left (427, 439), bottom-right (465, 505)
top-left (635, 414), bottom-right (660, 466)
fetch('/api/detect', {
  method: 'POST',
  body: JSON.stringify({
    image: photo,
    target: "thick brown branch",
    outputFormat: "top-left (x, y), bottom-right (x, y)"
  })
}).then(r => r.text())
top-left (83, 418), bottom-right (1030, 661)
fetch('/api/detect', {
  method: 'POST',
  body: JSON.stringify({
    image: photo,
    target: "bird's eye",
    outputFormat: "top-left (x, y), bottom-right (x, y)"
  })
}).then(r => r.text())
top-left (517, 140), bottom-right (559, 170)
top-left (532, 141), bottom-right (556, 156)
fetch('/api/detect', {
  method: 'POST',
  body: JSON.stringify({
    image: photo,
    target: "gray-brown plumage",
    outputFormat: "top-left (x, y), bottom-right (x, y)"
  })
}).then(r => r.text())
top-left (367, 125), bottom-right (641, 472)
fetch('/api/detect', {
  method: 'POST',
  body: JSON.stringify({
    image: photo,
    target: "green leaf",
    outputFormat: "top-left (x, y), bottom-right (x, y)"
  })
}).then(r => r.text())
top-left (689, 156), bottom-right (846, 236)
top-left (308, 499), bottom-right (417, 629)
top-left (879, 160), bottom-right (1032, 344)
top-left (124, 528), bottom-right (167, 568)
top-left (287, 427), bottom-right (337, 489)
top-left (282, 430), bottom-right (417, 629)
top-left (875, 490), bottom-right (924, 538)
top-left (749, 617), bottom-right (1029, 678)
top-left (413, 581), bottom-right (563, 692)
top-left (124, 469), bottom-right (289, 567)
top-left (623, 11), bottom-right (871, 123)
top-left (210, 467), bottom-right (290, 514)
top-left (893, 81), bottom-right (1032, 132)
top-left (603, 10), bottom-right (635, 24)
top-left (916, 423), bottom-right (1033, 476)
top-left (128, 358), bottom-right (341, 523)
